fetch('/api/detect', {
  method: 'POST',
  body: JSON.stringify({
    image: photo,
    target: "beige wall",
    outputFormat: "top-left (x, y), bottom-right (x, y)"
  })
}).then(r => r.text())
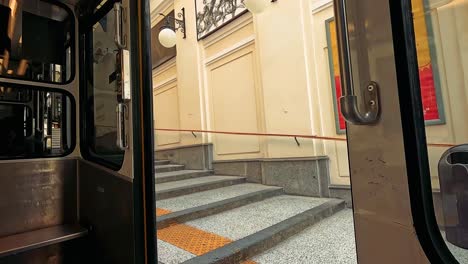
top-left (151, 0), bottom-right (468, 187)
top-left (152, 1), bottom-right (204, 148)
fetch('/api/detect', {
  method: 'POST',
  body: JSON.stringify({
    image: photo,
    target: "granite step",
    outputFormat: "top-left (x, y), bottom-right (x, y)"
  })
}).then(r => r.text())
top-left (156, 183), bottom-right (284, 229)
top-left (155, 176), bottom-right (246, 201)
top-left (155, 170), bottom-right (213, 184)
top-left (155, 164), bottom-right (185, 173)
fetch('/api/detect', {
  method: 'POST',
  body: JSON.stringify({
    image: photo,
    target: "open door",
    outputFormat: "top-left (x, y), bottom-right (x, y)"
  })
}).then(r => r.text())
top-left (333, 0), bottom-right (465, 262)
top-left (78, 0), bottom-right (156, 263)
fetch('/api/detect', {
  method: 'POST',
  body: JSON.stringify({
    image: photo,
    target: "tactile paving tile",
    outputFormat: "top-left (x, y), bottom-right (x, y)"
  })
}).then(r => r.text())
top-left (156, 208), bottom-right (172, 216)
top-left (156, 208), bottom-right (257, 263)
top-left (157, 223), bottom-right (232, 255)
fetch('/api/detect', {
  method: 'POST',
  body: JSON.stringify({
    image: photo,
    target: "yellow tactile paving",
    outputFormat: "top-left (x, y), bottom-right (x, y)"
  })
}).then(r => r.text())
top-left (157, 223), bottom-right (232, 255)
top-left (156, 208), bottom-right (172, 216)
top-left (156, 208), bottom-right (257, 263)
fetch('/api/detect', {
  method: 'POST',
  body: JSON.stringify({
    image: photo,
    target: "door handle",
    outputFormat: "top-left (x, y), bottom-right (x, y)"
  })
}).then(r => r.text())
top-left (116, 103), bottom-right (128, 150)
top-left (333, 0), bottom-right (380, 125)
top-left (114, 2), bottom-right (126, 49)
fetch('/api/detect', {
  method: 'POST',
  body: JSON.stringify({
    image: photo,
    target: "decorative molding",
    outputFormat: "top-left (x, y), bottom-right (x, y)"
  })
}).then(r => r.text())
top-left (153, 57), bottom-right (176, 76)
top-left (154, 76), bottom-right (177, 91)
top-left (310, 0), bottom-right (333, 14)
top-left (428, 0), bottom-right (453, 9)
top-left (204, 36), bottom-right (255, 66)
top-left (150, 0), bottom-right (174, 27)
top-left (202, 12), bottom-right (253, 48)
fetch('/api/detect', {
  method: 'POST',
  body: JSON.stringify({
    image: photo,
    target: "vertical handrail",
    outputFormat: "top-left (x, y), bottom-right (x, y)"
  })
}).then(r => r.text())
top-left (114, 3), bottom-right (126, 49)
top-left (116, 103), bottom-right (128, 150)
top-left (333, 0), bottom-right (380, 125)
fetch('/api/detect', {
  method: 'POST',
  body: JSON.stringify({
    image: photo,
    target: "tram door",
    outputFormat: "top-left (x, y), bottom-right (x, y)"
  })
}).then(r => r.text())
top-left (335, 0), bottom-right (466, 263)
top-left (78, 0), bottom-right (156, 263)
top-left (0, 0), bottom-right (155, 263)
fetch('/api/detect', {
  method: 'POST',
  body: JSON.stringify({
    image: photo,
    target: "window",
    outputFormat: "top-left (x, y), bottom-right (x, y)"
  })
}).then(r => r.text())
top-left (81, 3), bottom-right (125, 170)
top-left (0, 82), bottom-right (75, 159)
top-left (0, 0), bottom-right (74, 83)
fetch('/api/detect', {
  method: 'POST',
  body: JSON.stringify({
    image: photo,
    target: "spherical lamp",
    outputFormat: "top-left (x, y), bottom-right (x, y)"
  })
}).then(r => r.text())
top-left (244, 0), bottom-right (271, 14)
top-left (159, 27), bottom-right (177, 48)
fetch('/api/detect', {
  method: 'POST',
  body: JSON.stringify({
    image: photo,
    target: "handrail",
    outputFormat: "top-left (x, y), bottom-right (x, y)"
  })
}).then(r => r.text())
top-left (333, 0), bottom-right (380, 125)
top-left (155, 128), bottom-right (347, 141)
top-left (154, 128), bottom-right (456, 147)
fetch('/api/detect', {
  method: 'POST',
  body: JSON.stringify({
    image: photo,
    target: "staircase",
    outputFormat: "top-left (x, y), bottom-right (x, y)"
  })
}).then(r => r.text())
top-left (155, 160), bottom-right (353, 264)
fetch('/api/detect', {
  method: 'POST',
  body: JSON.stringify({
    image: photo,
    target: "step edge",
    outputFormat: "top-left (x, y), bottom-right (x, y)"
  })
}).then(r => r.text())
top-left (155, 164), bottom-right (185, 168)
top-left (155, 170), bottom-right (213, 176)
top-left (155, 176), bottom-right (246, 189)
top-left (155, 165), bottom-right (187, 173)
top-left (180, 199), bottom-right (345, 264)
top-left (155, 177), bottom-right (247, 201)
top-left (156, 187), bottom-right (284, 229)
top-left (155, 171), bottom-right (214, 184)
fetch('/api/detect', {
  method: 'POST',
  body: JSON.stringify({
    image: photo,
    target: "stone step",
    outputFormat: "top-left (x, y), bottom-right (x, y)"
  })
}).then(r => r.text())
top-left (154, 160), bottom-right (171, 166)
top-left (252, 209), bottom-right (356, 264)
top-left (156, 184), bottom-right (284, 229)
top-left (155, 164), bottom-right (185, 173)
top-left (157, 196), bottom-right (345, 264)
top-left (155, 176), bottom-right (246, 201)
top-left (155, 170), bottom-right (213, 184)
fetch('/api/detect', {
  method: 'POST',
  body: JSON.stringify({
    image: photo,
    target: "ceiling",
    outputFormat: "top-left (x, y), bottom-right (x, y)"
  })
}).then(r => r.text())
top-left (55, 0), bottom-right (81, 6)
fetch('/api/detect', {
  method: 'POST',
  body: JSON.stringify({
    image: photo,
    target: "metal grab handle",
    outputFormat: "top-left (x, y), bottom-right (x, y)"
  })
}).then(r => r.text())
top-left (114, 3), bottom-right (126, 49)
top-left (333, 0), bottom-right (380, 125)
top-left (116, 103), bottom-right (128, 150)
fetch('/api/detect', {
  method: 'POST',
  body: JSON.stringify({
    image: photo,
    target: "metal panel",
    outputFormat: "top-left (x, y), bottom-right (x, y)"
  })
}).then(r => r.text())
top-left (0, 225), bottom-right (87, 257)
top-left (0, 159), bottom-right (78, 237)
top-left (0, 241), bottom-right (85, 264)
top-left (78, 159), bottom-right (134, 264)
top-left (339, 0), bottom-right (430, 262)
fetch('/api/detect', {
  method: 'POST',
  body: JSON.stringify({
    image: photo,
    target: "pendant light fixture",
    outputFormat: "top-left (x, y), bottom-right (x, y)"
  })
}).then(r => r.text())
top-left (158, 8), bottom-right (186, 48)
top-left (244, 0), bottom-right (277, 14)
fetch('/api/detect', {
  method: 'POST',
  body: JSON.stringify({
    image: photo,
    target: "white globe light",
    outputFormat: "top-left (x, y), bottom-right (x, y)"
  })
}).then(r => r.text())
top-left (159, 27), bottom-right (177, 48)
top-left (244, 0), bottom-right (270, 14)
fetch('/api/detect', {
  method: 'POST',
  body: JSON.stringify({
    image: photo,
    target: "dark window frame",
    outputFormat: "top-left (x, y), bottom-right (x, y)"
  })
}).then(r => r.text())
top-left (79, 0), bottom-right (124, 171)
top-left (0, 0), bottom-right (76, 85)
top-left (0, 81), bottom-right (76, 160)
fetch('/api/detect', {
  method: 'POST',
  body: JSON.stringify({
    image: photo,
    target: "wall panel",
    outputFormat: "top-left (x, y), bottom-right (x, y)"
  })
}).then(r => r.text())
top-left (208, 48), bottom-right (262, 158)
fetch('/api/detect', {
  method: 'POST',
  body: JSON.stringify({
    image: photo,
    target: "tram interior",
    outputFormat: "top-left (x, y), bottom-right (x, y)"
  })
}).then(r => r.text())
top-left (0, 1), bottom-right (134, 263)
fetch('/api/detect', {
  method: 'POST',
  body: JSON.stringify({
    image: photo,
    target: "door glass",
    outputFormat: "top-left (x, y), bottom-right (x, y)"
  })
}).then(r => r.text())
top-left (83, 7), bottom-right (124, 168)
top-left (413, 0), bottom-right (468, 261)
top-left (0, 82), bottom-right (74, 158)
top-left (0, 0), bottom-right (74, 83)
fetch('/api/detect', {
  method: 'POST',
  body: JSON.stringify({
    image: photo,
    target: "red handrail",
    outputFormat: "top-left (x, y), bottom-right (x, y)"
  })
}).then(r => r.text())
top-left (155, 128), bottom-right (347, 142)
top-left (155, 128), bottom-right (457, 147)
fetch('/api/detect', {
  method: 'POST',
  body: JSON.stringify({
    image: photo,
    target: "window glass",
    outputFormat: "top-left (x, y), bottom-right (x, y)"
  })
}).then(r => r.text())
top-left (414, 0), bottom-right (468, 261)
top-left (82, 5), bottom-right (125, 169)
top-left (0, 83), bottom-right (74, 158)
top-left (0, 0), bottom-right (73, 83)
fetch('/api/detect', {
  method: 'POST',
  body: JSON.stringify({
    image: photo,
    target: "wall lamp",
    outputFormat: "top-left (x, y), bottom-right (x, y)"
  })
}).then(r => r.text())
top-left (244, 0), bottom-right (278, 14)
top-left (158, 8), bottom-right (186, 48)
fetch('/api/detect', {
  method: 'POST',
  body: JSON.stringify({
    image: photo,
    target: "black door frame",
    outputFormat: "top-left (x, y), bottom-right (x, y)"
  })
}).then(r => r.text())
top-left (389, 0), bottom-right (458, 262)
top-left (129, 0), bottom-right (157, 263)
